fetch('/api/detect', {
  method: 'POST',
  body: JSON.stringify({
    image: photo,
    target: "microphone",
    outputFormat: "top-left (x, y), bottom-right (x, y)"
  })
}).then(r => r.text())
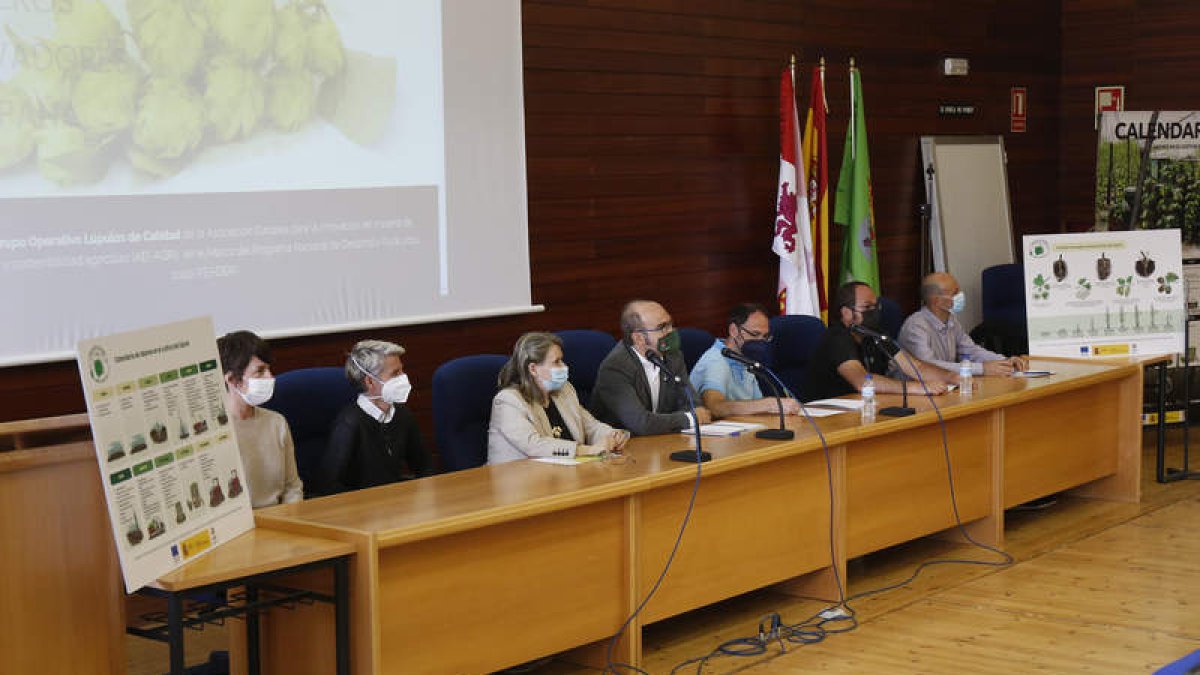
top-left (848, 324), bottom-right (901, 356)
top-left (647, 349), bottom-right (710, 462)
top-left (720, 347), bottom-right (764, 370)
top-left (720, 348), bottom-right (794, 440)
top-left (645, 350), bottom-right (683, 384)
top-left (848, 324), bottom-right (914, 417)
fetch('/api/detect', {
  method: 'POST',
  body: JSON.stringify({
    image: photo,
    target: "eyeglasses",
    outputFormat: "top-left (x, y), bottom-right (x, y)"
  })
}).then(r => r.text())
top-left (637, 321), bottom-right (673, 334)
top-left (852, 304), bottom-right (878, 313)
top-left (737, 325), bottom-right (773, 342)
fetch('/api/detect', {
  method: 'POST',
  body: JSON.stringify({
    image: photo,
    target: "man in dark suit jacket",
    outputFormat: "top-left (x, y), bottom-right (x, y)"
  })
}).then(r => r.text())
top-left (589, 300), bottom-right (712, 435)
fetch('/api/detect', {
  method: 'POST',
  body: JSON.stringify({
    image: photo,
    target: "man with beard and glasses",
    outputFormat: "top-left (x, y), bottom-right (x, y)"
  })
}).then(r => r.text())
top-left (805, 281), bottom-right (955, 401)
top-left (689, 302), bottom-right (803, 418)
top-left (589, 299), bottom-right (712, 435)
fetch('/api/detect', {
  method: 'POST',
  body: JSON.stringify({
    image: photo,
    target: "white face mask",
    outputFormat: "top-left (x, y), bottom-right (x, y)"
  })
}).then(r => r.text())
top-left (377, 373), bottom-right (412, 404)
top-left (238, 377), bottom-right (275, 407)
top-left (351, 355), bottom-right (412, 404)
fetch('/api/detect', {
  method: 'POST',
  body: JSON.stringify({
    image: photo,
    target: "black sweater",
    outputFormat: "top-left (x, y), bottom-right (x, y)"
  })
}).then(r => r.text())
top-left (320, 402), bottom-right (431, 495)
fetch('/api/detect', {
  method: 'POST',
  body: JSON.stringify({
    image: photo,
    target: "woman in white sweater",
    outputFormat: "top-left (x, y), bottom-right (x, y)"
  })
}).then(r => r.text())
top-left (488, 332), bottom-right (629, 464)
top-left (218, 331), bottom-right (303, 508)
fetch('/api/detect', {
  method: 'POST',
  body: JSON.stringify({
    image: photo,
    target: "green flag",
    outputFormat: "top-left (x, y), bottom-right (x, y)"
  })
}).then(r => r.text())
top-left (834, 67), bottom-right (881, 292)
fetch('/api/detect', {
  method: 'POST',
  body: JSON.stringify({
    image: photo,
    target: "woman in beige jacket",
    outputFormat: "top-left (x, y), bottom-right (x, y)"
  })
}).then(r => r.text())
top-left (488, 332), bottom-right (630, 464)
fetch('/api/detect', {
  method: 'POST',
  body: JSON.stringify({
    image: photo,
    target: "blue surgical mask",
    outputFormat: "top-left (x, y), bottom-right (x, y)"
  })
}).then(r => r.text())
top-left (541, 365), bottom-right (570, 392)
top-left (950, 291), bottom-right (966, 314)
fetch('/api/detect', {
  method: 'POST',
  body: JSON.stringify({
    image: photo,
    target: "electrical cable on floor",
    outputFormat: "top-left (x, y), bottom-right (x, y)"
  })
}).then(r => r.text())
top-left (668, 353), bottom-right (1017, 673)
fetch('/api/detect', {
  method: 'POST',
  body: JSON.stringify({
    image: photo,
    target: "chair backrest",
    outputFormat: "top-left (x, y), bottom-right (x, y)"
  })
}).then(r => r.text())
top-left (677, 327), bottom-right (716, 372)
top-left (878, 296), bottom-right (903, 339)
top-left (432, 354), bottom-right (508, 472)
top-left (981, 263), bottom-right (1027, 326)
top-left (554, 329), bottom-right (618, 407)
top-left (262, 367), bottom-right (357, 494)
top-left (768, 315), bottom-right (827, 399)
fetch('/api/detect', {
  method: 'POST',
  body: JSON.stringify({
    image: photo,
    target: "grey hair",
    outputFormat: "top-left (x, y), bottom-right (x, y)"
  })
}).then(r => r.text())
top-left (345, 339), bottom-right (406, 392)
top-left (920, 279), bottom-right (945, 303)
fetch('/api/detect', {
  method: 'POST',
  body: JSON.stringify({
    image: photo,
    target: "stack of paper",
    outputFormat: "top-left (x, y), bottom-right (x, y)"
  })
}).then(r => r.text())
top-left (680, 421), bottom-right (767, 437)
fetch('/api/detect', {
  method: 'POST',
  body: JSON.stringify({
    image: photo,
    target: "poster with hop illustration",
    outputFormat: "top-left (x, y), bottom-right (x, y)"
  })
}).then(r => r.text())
top-left (1024, 230), bottom-right (1184, 359)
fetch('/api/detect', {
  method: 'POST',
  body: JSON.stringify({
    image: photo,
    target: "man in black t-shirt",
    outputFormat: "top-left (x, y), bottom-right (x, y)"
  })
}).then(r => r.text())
top-left (805, 281), bottom-right (955, 401)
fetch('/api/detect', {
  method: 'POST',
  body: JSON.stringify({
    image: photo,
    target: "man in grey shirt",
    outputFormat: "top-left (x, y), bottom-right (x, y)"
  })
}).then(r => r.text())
top-left (899, 272), bottom-right (1029, 376)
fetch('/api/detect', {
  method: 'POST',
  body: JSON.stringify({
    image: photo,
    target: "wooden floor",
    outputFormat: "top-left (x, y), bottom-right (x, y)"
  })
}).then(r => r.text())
top-left (127, 429), bottom-right (1200, 674)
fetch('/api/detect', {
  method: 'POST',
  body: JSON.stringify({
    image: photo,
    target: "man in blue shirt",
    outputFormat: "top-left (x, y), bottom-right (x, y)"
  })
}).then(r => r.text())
top-left (690, 303), bottom-right (802, 419)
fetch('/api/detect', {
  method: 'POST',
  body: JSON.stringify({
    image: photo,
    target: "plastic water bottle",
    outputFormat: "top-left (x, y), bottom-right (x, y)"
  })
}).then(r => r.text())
top-left (959, 359), bottom-right (973, 396)
top-left (861, 374), bottom-right (876, 423)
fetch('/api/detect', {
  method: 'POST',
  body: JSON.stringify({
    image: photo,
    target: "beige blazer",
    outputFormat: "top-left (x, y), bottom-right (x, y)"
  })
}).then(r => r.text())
top-left (487, 382), bottom-right (616, 464)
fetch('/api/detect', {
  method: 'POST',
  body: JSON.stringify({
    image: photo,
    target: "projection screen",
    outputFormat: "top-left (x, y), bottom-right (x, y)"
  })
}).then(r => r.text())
top-left (0, 0), bottom-right (534, 366)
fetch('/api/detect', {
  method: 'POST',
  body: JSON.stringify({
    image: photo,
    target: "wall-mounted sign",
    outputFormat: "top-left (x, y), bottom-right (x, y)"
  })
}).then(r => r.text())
top-left (1094, 85), bottom-right (1125, 129)
top-left (1010, 87), bottom-right (1027, 133)
top-left (938, 103), bottom-right (976, 117)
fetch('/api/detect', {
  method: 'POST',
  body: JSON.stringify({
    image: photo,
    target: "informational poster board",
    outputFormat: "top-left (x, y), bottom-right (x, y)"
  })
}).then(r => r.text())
top-left (1023, 230), bottom-right (1185, 358)
top-left (77, 317), bottom-right (253, 592)
top-left (920, 135), bottom-right (1015, 333)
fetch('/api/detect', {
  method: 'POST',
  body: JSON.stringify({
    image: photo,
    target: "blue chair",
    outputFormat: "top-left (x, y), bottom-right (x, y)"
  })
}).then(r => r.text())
top-left (768, 315), bottom-right (827, 400)
top-left (554, 329), bottom-right (617, 407)
top-left (973, 263), bottom-right (1028, 354)
top-left (981, 263), bottom-right (1027, 327)
top-left (677, 327), bottom-right (716, 372)
top-left (878, 296), bottom-right (903, 339)
top-left (262, 367), bottom-right (357, 497)
top-left (432, 354), bottom-right (508, 472)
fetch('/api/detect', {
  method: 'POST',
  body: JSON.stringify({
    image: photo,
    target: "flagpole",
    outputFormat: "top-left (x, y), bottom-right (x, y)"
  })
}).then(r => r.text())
top-left (819, 56), bottom-right (828, 113)
top-left (849, 57), bottom-right (857, 161)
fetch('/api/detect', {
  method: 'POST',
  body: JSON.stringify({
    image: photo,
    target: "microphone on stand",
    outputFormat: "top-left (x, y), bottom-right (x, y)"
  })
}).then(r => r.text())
top-left (720, 348), bottom-right (795, 440)
top-left (645, 350), bottom-right (682, 384)
top-left (647, 350), bottom-right (711, 463)
top-left (848, 325), bottom-right (915, 417)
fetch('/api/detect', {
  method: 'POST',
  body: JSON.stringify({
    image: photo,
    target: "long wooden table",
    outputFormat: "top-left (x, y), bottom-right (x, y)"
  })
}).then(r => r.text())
top-left (254, 357), bottom-right (1143, 674)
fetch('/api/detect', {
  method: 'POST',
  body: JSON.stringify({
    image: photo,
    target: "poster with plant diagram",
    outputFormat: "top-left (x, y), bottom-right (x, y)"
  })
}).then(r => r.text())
top-left (77, 316), bottom-right (252, 592)
top-left (1024, 230), bottom-right (1185, 359)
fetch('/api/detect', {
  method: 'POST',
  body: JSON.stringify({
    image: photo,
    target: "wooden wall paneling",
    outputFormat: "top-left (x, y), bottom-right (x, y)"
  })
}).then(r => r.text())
top-left (0, 3), bottom-right (1065, 475)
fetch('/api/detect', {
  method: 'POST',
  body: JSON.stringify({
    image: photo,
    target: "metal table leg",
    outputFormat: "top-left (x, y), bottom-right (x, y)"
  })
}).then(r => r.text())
top-left (246, 585), bottom-right (261, 675)
top-left (1157, 362), bottom-right (1168, 483)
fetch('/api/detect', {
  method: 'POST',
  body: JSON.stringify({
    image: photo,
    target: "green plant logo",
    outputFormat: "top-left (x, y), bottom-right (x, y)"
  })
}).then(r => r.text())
top-left (1029, 239), bottom-right (1049, 258)
top-left (1075, 277), bottom-right (1092, 300)
top-left (1116, 275), bottom-right (1133, 297)
top-left (87, 345), bottom-right (110, 383)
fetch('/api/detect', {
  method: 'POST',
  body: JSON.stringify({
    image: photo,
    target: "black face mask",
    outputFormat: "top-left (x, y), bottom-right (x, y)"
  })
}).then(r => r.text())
top-left (740, 339), bottom-right (773, 367)
top-left (858, 308), bottom-right (883, 331)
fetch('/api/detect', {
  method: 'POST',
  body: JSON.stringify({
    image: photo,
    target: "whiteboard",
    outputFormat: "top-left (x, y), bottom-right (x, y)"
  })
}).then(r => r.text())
top-left (920, 136), bottom-right (1016, 333)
